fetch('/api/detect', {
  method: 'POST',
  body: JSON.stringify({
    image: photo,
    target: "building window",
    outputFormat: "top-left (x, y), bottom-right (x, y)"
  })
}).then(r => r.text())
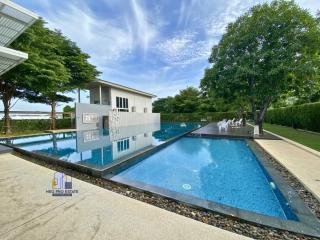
top-left (116, 96), bottom-right (129, 112)
top-left (117, 138), bottom-right (129, 152)
top-left (116, 97), bottom-right (120, 108)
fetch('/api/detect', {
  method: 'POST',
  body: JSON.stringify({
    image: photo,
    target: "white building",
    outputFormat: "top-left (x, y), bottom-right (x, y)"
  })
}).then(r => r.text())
top-left (75, 79), bottom-right (160, 130)
top-left (0, 0), bottom-right (38, 75)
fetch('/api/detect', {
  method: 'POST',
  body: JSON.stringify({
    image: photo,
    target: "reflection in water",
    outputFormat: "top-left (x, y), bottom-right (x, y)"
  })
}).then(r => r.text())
top-left (1, 122), bottom-right (200, 169)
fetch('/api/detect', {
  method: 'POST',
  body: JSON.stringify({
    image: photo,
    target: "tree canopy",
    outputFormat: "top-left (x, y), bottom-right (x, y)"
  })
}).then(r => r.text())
top-left (153, 87), bottom-right (200, 113)
top-left (200, 0), bottom-right (320, 133)
top-left (0, 19), bottom-right (100, 132)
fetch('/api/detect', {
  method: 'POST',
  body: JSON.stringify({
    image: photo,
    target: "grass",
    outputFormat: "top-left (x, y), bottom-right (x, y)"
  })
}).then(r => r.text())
top-left (0, 130), bottom-right (45, 138)
top-left (263, 123), bottom-right (320, 152)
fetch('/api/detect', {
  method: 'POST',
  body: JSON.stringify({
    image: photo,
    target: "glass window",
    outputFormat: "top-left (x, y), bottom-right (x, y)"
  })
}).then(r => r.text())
top-left (116, 97), bottom-right (120, 108)
top-left (116, 96), bottom-right (129, 111)
top-left (117, 138), bottom-right (130, 152)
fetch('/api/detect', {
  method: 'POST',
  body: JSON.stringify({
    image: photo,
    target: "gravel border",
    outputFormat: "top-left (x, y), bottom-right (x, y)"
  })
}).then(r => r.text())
top-left (260, 149), bottom-right (320, 219)
top-left (13, 150), bottom-right (320, 240)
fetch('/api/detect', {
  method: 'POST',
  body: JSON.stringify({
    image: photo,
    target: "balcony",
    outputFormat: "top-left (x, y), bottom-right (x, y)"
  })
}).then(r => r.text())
top-left (88, 84), bottom-right (111, 106)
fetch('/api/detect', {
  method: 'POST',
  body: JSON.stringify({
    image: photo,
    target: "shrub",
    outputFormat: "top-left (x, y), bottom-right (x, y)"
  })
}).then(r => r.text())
top-left (0, 119), bottom-right (72, 132)
top-left (264, 102), bottom-right (320, 132)
top-left (161, 112), bottom-right (240, 122)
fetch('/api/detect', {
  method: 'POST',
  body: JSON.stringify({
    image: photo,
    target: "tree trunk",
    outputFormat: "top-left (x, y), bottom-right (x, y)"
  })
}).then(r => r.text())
top-left (0, 79), bottom-right (14, 135)
top-left (242, 112), bottom-right (246, 126)
top-left (258, 121), bottom-right (263, 135)
top-left (2, 97), bottom-right (11, 134)
top-left (252, 103), bottom-right (258, 125)
top-left (50, 101), bottom-right (56, 130)
top-left (257, 96), bottom-right (272, 135)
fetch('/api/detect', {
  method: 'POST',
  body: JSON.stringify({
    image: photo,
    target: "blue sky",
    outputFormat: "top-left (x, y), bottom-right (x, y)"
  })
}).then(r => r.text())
top-left (5, 0), bottom-right (320, 111)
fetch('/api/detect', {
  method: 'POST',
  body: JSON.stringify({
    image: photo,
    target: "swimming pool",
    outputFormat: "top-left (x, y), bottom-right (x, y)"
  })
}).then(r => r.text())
top-left (1, 122), bottom-right (319, 236)
top-left (111, 137), bottom-right (295, 220)
top-left (0, 122), bottom-right (200, 170)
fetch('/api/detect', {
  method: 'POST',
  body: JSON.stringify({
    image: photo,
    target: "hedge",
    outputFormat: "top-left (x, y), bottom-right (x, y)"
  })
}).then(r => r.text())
top-left (0, 118), bottom-right (73, 131)
top-left (264, 102), bottom-right (320, 132)
top-left (161, 112), bottom-right (239, 122)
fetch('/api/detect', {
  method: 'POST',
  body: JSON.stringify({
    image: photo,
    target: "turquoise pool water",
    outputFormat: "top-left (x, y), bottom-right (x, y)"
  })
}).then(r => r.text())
top-left (112, 137), bottom-right (297, 220)
top-left (0, 122), bottom-right (200, 169)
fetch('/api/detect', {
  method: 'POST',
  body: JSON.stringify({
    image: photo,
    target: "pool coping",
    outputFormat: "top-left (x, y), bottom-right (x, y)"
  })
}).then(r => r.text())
top-left (0, 124), bottom-right (204, 178)
top-left (104, 135), bottom-right (320, 238)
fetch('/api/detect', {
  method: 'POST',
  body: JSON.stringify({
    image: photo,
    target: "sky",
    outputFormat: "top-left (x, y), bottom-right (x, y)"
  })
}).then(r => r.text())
top-left (4, 0), bottom-right (320, 111)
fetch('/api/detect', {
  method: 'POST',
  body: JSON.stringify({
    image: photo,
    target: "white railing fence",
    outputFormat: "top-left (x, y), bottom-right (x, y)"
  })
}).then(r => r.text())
top-left (109, 112), bottom-right (160, 128)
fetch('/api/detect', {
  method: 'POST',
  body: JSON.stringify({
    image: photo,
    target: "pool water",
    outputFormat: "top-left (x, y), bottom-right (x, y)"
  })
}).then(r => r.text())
top-left (112, 137), bottom-right (295, 220)
top-left (1, 122), bottom-right (200, 169)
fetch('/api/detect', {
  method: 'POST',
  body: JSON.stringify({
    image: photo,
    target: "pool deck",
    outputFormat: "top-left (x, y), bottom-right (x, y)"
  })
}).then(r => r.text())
top-left (191, 123), bottom-right (279, 139)
top-left (0, 153), bottom-right (251, 240)
top-left (255, 139), bottom-right (320, 200)
top-left (192, 123), bottom-right (320, 200)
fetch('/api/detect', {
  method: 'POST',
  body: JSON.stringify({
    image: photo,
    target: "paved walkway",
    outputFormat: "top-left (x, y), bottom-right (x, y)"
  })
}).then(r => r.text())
top-left (0, 153), bottom-right (251, 240)
top-left (255, 139), bottom-right (320, 200)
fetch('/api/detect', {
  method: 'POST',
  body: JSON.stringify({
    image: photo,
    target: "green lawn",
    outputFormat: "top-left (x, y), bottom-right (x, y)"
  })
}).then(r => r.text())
top-left (263, 123), bottom-right (320, 152)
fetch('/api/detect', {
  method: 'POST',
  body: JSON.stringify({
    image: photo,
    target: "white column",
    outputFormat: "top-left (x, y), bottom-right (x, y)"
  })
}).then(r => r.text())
top-left (99, 85), bottom-right (102, 104)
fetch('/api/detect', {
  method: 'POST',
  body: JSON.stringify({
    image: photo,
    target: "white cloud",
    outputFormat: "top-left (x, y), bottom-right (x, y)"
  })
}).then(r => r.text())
top-left (130, 0), bottom-right (158, 54)
top-left (39, 0), bottom-right (160, 66)
top-left (43, 1), bottom-right (133, 65)
top-left (155, 32), bottom-right (211, 66)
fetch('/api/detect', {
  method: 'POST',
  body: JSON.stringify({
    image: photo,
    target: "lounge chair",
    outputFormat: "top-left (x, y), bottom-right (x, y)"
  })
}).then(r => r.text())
top-left (230, 118), bottom-right (236, 127)
top-left (217, 119), bottom-right (227, 127)
top-left (219, 120), bottom-right (231, 131)
top-left (235, 118), bottom-right (243, 127)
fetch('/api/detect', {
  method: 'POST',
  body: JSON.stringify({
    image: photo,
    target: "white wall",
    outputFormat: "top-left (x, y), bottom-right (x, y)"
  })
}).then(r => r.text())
top-left (110, 88), bottom-right (152, 113)
top-left (75, 103), bottom-right (111, 130)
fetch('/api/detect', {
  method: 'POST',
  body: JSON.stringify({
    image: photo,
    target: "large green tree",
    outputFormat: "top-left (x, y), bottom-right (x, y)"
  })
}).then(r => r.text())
top-left (0, 19), bottom-right (67, 134)
top-left (201, 0), bottom-right (320, 133)
top-left (30, 29), bottom-right (100, 130)
top-left (0, 19), bottom-right (99, 133)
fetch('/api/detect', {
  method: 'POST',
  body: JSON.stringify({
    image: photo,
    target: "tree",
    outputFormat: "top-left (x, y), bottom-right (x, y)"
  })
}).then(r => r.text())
top-left (152, 87), bottom-right (201, 113)
top-left (0, 19), bottom-right (99, 133)
top-left (31, 30), bottom-right (100, 130)
top-left (0, 19), bottom-right (59, 134)
top-left (63, 105), bottom-right (74, 113)
top-left (201, 0), bottom-right (320, 134)
top-left (152, 98), bottom-right (168, 113)
top-left (174, 87), bottom-right (200, 113)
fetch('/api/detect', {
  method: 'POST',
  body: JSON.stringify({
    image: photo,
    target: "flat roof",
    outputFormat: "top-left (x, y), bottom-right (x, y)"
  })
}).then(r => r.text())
top-left (89, 79), bottom-right (157, 98)
top-left (0, 0), bottom-right (39, 47)
top-left (0, 45), bottom-right (27, 74)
